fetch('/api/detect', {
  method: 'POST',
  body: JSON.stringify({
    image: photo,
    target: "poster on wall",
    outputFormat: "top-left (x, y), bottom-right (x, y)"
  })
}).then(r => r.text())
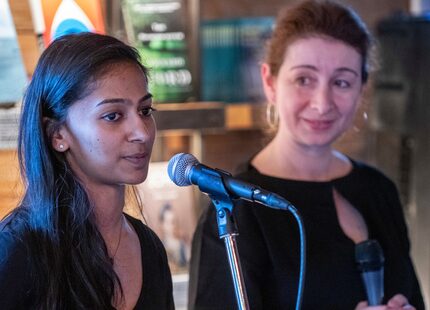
top-left (133, 161), bottom-right (196, 274)
top-left (122, 0), bottom-right (194, 103)
top-left (0, 0), bottom-right (28, 106)
top-left (40, 0), bottom-right (105, 46)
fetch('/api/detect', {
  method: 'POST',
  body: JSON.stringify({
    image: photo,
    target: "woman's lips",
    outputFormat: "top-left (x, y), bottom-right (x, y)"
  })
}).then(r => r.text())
top-left (123, 153), bottom-right (149, 166)
top-left (303, 119), bottom-right (334, 130)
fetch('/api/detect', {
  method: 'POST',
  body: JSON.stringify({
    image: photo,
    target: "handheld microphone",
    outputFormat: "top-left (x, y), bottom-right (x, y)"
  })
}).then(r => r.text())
top-left (167, 153), bottom-right (293, 211)
top-left (355, 239), bottom-right (385, 306)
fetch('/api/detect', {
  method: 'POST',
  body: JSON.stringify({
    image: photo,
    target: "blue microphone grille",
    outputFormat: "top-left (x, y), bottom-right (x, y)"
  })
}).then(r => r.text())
top-left (167, 153), bottom-right (199, 186)
top-left (355, 239), bottom-right (384, 271)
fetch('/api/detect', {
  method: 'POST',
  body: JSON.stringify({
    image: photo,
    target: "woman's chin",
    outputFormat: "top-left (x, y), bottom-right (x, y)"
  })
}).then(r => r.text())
top-left (121, 172), bottom-right (149, 185)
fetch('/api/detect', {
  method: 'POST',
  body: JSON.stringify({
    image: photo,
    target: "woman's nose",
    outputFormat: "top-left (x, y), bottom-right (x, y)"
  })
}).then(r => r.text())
top-left (310, 84), bottom-right (334, 114)
top-left (127, 114), bottom-right (155, 143)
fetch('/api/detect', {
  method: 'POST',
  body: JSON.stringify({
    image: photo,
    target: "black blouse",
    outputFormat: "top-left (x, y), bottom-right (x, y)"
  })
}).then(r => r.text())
top-left (0, 213), bottom-right (174, 310)
top-left (189, 160), bottom-right (424, 310)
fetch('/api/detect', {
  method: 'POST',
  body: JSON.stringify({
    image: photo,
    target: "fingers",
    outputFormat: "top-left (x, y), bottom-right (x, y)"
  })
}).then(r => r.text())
top-left (387, 294), bottom-right (415, 310)
top-left (355, 301), bottom-right (368, 310)
top-left (387, 294), bottom-right (408, 306)
top-left (355, 301), bottom-right (387, 310)
top-left (355, 295), bottom-right (415, 310)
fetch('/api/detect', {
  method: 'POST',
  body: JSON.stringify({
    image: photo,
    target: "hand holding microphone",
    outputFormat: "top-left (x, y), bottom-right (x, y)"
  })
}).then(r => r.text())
top-left (355, 240), bottom-right (414, 309)
top-left (356, 239), bottom-right (385, 306)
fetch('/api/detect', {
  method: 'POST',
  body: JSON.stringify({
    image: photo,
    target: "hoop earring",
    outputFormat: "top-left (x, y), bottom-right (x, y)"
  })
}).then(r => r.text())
top-left (353, 111), bottom-right (369, 132)
top-left (363, 111), bottom-right (368, 121)
top-left (266, 104), bottom-right (279, 129)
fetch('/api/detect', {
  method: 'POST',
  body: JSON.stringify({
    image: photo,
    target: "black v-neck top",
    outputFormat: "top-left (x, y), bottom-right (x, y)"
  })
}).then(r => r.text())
top-left (0, 213), bottom-right (174, 309)
top-left (189, 160), bottom-right (424, 310)
top-left (125, 214), bottom-right (174, 310)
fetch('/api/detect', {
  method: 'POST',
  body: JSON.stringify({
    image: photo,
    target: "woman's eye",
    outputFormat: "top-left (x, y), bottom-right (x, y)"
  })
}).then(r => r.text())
top-left (102, 112), bottom-right (121, 121)
top-left (334, 79), bottom-right (350, 88)
top-left (296, 76), bottom-right (311, 86)
top-left (139, 107), bottom-right (157, 117)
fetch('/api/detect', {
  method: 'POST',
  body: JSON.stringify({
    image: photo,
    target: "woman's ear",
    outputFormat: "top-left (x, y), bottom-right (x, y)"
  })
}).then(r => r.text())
top-left (261, 63), bottom-right (277, 104)
top-left (43, 117), bottom-right (69, 152)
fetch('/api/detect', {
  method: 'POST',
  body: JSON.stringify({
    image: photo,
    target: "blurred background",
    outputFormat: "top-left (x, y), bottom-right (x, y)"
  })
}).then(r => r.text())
top-left (1, 0), bottom-right (430, 308)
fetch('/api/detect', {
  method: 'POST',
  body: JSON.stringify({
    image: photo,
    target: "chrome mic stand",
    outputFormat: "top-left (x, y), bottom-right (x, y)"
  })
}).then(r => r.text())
top-left (209, 195), bottom-right (250, 310)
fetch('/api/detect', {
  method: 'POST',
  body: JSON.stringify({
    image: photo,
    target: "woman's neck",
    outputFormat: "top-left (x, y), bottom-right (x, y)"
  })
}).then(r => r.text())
top-left (252, 135), bottom-right (351, 181)
top-left (86, 184), bottom-right (126, 234)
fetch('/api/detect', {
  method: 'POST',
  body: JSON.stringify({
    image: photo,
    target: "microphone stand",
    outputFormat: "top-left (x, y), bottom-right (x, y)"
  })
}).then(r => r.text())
top-left (186, 162), bottom-right (303, 310)
top-left (209, 194), bottom-right (250, 310)
top-left (168, 153), bottom-right (305, 309)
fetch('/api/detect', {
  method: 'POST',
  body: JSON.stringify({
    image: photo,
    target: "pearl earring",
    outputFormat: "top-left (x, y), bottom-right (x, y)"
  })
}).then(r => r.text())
top-left (59, 144), bottom-right (64, 150)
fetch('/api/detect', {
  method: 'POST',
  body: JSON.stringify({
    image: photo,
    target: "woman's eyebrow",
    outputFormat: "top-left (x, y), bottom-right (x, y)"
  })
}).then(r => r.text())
top-left (96, 93), bottom-right (153, 107)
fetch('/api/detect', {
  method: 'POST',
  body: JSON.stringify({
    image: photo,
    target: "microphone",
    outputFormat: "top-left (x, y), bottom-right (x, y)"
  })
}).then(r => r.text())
top-left (355, 239), bottom-right (385, 306)
top-left (168, 153), bottom-right (307, 310)
top-left (167, 153), bottom-right (293, 211)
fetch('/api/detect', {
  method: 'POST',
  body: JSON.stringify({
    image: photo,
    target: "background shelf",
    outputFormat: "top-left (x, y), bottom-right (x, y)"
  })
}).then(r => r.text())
top-left (154, 102), bottom-right (266, 131)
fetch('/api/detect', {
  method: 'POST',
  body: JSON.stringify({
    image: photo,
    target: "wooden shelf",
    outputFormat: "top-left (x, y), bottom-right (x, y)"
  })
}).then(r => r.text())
top-left (153, 102), bottom-right (267, 131)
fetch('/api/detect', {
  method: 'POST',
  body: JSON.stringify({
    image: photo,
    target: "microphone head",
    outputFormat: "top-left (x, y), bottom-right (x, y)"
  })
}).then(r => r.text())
top-left (355, 239), bottom-right (385, 272)
top-left (167, 153), bottom-right (199, 186)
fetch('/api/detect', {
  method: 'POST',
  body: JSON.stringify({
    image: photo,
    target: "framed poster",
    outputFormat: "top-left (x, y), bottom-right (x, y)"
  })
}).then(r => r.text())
top-left (135, 161), bottom-right (197, 274)
top-left (122, 0), bottom-right (194, 102)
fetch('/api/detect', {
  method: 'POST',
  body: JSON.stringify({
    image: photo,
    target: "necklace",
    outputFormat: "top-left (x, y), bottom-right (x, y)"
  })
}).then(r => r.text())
top-left (111, 216), bottom-right (124, 261)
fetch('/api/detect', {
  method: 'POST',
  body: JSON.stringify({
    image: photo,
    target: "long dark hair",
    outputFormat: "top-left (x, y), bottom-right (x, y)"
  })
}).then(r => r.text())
top-left (14, 32), bottom-right (148, 309)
